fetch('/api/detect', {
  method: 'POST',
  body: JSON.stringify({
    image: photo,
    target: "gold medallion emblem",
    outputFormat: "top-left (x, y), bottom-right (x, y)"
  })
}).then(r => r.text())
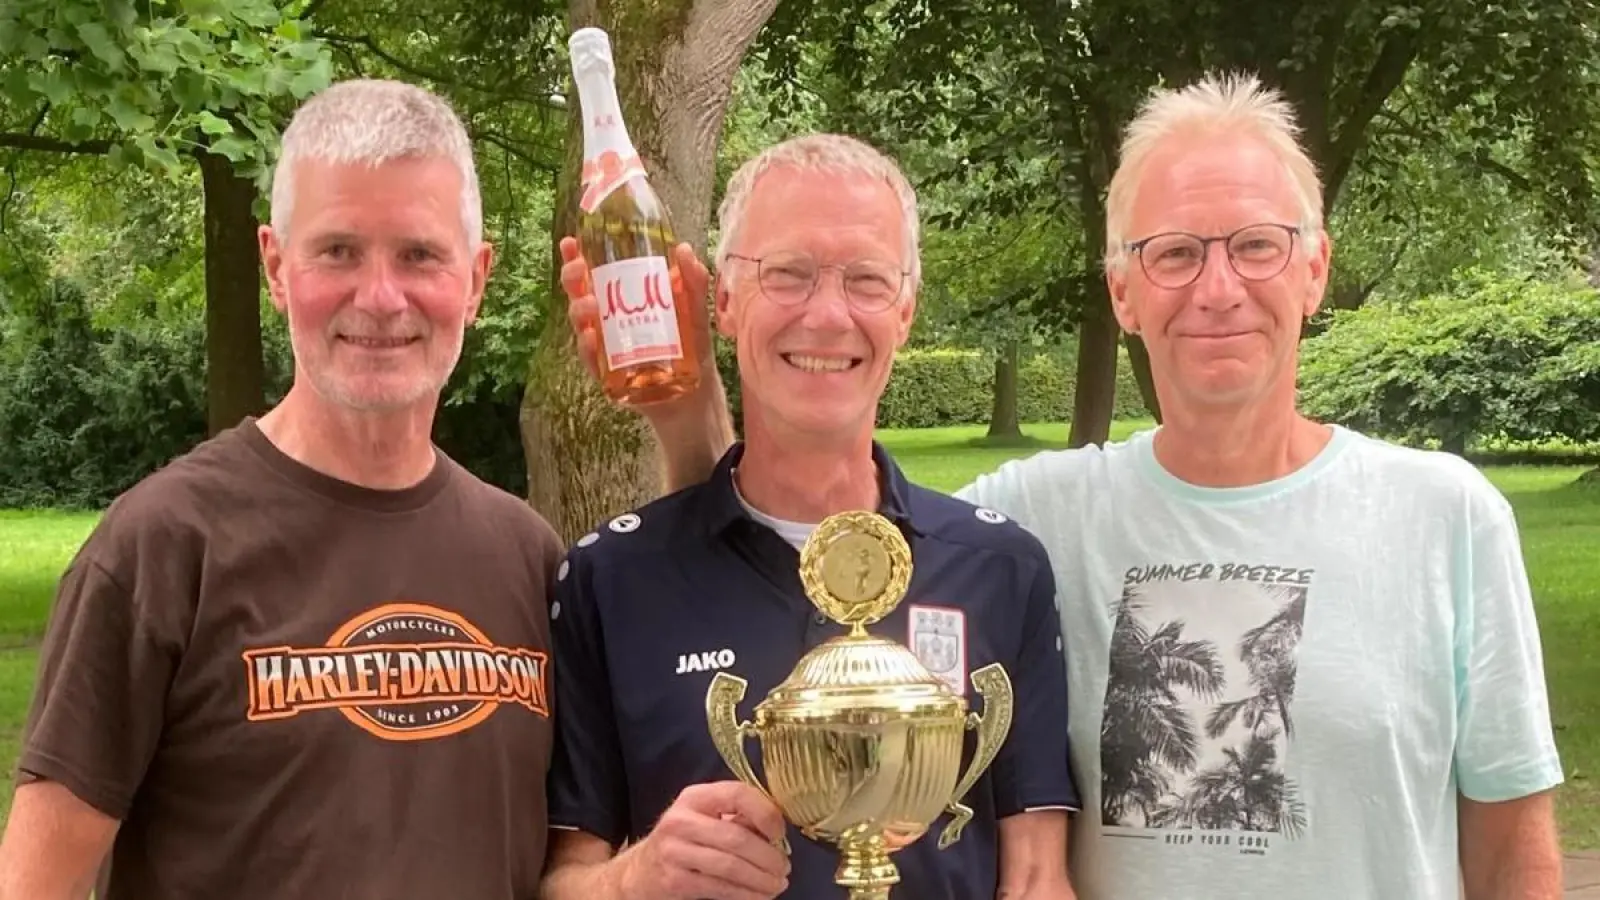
top-left (799, 510), bottom-right (912, 633)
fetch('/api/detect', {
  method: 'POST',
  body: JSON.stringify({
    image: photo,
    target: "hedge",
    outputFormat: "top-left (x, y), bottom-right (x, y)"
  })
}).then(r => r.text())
top-left (718, 342), bottom-right (1151, 429)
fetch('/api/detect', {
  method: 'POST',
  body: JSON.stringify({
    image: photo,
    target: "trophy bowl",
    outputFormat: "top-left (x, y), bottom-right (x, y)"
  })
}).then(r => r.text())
top-left (706, 511), bottom-right (1014, 900)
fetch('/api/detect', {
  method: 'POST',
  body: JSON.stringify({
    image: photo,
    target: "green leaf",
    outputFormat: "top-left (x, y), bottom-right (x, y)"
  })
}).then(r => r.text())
top-left (1, 68), bottom-right (32, 106)
top-left (27, 69), bottom-right (74, 106)
top-left (275, 19), bottom-right (302, 41)
top-left (208, 133), bottom-right (254, 162)
top-left (76, 22), bottom-right (126, 70)
top-left (228, 0), bottom-right (282, 30)
top-left (196, 110), bottom-right (232, 136)
top-left (288, 55), bottom-right (331, 99)
top-left (103, 0), bottom-right (138, 30)
top-left (20, 32), bottom-right (48, 60)
top-left (134, 133), bottom-right (184, 174)
top-left (71, 105), bottom-right (100, 127)
top-left (170, 69), bottom-right (207, 110)
top-left (0, 19), bottom-right (22, 55)
top-left (106, 93), bottom-right (157, 132)
top-left (130, 34), bottom-right (185, 76)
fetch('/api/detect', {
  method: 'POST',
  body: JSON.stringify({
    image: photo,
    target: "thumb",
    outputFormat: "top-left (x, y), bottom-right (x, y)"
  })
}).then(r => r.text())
top-left (675, 242), bottom-right (712, 350)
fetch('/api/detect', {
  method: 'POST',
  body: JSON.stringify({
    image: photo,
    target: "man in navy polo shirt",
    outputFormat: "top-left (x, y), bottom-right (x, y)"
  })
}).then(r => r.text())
top-left (538, 133), bottom-right (1080, 900)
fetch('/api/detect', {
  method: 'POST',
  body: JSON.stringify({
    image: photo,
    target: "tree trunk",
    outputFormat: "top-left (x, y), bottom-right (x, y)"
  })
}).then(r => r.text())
top-left (1124, 332), bottom-right (1161, 423)
top-left (1068, 135), bottom-right (1117, 450)
top-left (1069, 302), bottom-right (1118, 448)
top-left (986, 341), bottom-right (1022, 439)
top-left (197, 151), bottom-right (266, 436)
top-left (519, 0), bottom-right (778, 543)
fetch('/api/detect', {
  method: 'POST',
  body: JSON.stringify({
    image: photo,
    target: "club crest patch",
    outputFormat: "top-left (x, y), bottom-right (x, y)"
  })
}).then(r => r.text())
top-left (908, 604), bottom-right (967, 695)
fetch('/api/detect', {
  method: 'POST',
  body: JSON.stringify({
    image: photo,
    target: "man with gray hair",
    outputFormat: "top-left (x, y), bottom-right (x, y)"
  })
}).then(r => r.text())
top-left (541, 132), bottom-right (1079, 900)
top-left (0, 79), bottom-right (565, 900)
top-left (566, 76), bottom-right (1566, 899)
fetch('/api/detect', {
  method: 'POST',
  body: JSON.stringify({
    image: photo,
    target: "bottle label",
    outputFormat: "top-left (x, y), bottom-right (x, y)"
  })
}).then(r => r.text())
top-left (580, 147), bottom-right (648, 213)
top-left (594, 256), bottom-right (684, 369)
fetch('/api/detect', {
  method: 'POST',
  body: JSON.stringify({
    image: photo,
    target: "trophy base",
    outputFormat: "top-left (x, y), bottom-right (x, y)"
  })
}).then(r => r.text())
top-left (836, 832), bottom-right (900, 900)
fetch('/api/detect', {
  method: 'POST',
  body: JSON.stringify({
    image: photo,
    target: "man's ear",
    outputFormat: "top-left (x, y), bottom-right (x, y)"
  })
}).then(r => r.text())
top-left (714, 270), bottom-right (737, 338)
top-left (259, 225), bottom-right (288, 313)
top-left (893, 277), bottom-right (919, 349)
top-left (1108, 263), bottom-right (1139, 335)
top-left (466, 241), bottom-right (495, 324)
top-left (1304, 229), bottom-right (1332, 319)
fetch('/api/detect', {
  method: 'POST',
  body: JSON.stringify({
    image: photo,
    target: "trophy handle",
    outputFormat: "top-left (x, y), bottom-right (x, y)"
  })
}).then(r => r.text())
top-left (937, 663), bottom-right (1015, 849)
top-left (706, 672), bottom-right (791, 855)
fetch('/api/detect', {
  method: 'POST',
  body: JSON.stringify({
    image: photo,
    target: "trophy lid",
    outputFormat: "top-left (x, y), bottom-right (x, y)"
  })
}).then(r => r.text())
top-left (783, 636), bottom-right (945, 690)
top-left (799, 511), bottom-right (912, 636)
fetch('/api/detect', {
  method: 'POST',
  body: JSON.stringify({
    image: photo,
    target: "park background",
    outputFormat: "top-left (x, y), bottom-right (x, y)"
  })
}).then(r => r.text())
top-left (0, 0), bottom-right (1596, 857)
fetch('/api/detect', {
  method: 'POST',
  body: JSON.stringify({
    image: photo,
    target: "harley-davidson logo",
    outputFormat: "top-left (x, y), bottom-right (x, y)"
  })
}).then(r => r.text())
top-left (243, 603), bottom-right (549, 742)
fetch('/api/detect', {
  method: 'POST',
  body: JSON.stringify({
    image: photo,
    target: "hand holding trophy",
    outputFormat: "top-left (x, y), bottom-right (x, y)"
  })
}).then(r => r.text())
top-left (705, 511), bottom-right (1015, 900)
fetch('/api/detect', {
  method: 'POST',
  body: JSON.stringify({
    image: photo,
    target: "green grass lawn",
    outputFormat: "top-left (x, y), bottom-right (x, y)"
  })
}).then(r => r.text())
top-left (0, 422), bottom-right (1594, 852)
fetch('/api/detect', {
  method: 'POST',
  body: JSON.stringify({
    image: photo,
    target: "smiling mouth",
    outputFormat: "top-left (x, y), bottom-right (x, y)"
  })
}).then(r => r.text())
top-left (782, 353), bottom-right (862, 373)
top-left (340, 335), bottom-right (420, 349)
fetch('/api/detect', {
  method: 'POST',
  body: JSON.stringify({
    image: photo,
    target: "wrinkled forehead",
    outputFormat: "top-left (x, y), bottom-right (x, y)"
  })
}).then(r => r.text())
top-left (1129, 133), bottom-right (1303, 236)
top-left (286, 155), bottom-right (467, 242)
top-left (741, 165), bottom-right (905, 259)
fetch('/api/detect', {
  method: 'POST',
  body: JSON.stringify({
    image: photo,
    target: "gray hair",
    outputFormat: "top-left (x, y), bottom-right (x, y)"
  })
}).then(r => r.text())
top-left (1104, 71), bottom-right (1323, 275)
top-left (269, 78), bottom-right (483, 246)
top-left (714, 133), bottom-right (921, 283)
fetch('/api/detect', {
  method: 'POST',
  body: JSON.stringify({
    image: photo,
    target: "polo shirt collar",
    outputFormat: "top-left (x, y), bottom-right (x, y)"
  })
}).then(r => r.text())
top-left (700, 440), bottom-right (919, 537)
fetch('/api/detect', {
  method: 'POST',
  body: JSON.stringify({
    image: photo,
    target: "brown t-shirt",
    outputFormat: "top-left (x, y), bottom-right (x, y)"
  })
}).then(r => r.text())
top-left (17, 420), bottom-right (564, 899)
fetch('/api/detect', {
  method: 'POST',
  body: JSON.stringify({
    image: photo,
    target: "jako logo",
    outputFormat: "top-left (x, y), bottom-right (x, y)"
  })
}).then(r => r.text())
top-left (243, 603), bottom-right (549, 742)
top-left (675, 648), bottom-right (736, 675)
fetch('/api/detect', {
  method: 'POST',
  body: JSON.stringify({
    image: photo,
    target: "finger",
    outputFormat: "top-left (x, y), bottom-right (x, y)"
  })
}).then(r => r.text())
top-left (574, 327), bottom-right (599, 379)
top-left (673, 243), bottom-right (715, 361)
top-left (561, 255), bottom-right (592, 303)
top-left (702, 782), bottom-right (787, 844)
top-left (661, 840), bottom-right (788, 900)
top-left (559, 235), bottom-right (581, 264)
top-left (676, 242), bottom-right (710, 307)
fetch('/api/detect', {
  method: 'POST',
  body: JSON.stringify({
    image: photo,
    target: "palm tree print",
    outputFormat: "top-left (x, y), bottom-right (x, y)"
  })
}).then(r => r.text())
top-left (1100, 588), bottom-right (1226, 827)
top-left (1167, 726), bottom-right (1309, 838)
top-left (1205, 586), bottom-right (1307, 740)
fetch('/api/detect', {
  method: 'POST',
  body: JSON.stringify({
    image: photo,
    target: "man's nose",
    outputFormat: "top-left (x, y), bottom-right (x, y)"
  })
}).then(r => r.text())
top-left (800, 271), bottom-right (854, 330)
top-left (1191, 243), bottom-right (1245, 311)
top-left (352, 259), bottom-right (408, 314)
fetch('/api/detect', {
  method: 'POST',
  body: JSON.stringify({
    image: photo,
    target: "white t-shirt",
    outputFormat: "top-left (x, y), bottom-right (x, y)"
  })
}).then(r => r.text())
top-left (955, 425), bottom-right (1564, 900)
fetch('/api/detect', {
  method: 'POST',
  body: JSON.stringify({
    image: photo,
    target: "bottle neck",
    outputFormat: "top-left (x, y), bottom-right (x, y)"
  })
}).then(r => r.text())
top-left (573, 66), bottom-right (638, 165)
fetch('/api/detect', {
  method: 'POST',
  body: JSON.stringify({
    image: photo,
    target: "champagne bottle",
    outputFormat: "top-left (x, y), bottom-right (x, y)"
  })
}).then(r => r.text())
top-left (567, 26), bottom-right (701, 405)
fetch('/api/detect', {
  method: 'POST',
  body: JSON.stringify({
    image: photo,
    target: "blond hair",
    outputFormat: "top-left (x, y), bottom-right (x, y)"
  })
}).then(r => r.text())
top-left (714, 133), bottom-right (921, 283)
top-left (270, 79), bottom-right (482, 246)
top-left (1103, 72), bottom-right (1322, 274)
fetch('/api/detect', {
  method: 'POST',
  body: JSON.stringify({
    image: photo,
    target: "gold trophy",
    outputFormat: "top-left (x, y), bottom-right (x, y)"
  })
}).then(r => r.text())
top-left (706, 510), bottom-right (1014, 900)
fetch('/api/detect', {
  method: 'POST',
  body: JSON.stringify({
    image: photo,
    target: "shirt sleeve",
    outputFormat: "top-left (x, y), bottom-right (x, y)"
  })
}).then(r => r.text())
top-left (1452, 487), bottom-right (1565, 802)
top-left (17, 552), bottom-right (180, 820)
top-left (546, 546), bottom-right (631, 846)
top-left (987, 543), bottom-right (1080, 817)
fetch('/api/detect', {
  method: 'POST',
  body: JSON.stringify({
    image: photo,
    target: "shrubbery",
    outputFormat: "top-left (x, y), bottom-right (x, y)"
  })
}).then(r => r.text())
top-left (0, 281), bottom-right (527, 508)
top-left (1299, 271), bottom-right (1600, 453)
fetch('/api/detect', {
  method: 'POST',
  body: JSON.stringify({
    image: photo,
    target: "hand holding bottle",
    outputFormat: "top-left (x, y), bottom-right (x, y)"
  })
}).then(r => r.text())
top-left (559, 236), bottom-right (715, 410)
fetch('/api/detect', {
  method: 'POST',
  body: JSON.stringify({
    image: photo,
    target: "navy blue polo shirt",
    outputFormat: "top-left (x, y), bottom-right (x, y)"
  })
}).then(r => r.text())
top-left (546, 442), bottom-right (1078, 898)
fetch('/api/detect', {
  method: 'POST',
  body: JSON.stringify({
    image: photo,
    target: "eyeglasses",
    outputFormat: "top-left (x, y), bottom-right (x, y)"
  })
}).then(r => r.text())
top-left (1127, 223), bottom-right (1301, 289)
top-left (724, 251), bottom-right (908, 313)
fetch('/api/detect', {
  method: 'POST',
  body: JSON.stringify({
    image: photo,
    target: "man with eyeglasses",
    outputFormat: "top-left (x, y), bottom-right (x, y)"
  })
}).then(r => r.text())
top-left (538, 133), bottom-right (1080, 900)
top-left (555, 76), bottom-right (1566, 900)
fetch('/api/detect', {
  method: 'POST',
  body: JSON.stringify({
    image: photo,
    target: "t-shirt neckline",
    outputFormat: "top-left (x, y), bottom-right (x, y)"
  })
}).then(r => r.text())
top-left (237, 417), bottom-right (454, 514)
top-left (1132, 423), bottom-right (1354, 506)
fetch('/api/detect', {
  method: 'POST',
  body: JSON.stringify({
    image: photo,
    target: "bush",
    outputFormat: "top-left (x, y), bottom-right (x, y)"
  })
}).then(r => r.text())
top-left (1299, 271), bottom-right (1600, 452)
top-left (0, 281), bottom-right (529, 508)
top-left (716, 339), bottom-right (1150, 430)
